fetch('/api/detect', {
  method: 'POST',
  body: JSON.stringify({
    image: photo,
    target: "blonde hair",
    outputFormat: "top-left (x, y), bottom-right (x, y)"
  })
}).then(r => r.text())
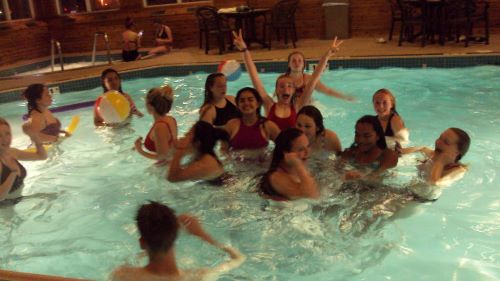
top-left (373, 88), bottom-right (397, 113)
top-left (147, 85), bottom-right (174, 115)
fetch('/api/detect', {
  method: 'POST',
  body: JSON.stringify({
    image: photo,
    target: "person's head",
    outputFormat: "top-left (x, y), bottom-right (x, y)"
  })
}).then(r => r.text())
top-left (0, 118), bottom-right (12, 152)
top-left (372, 88), bottom-right (397, 117)
top-left (235, 87), bottom-right (262, 117)
top-left (353, 115), bottom-right (387, 151)
top-left (286, 51), bottom-right (306, 74)
top-left (190, 121), bottom-right (228, 158)
top-left (296, 105), bottom-right (325, 140)
top-left (435, 128), bottom-right (470, 163)
top-left (146, 86), bottom-right (174, 116)
top-left (101, 68), bottom-right (123, 93)
top-left (203, 73), bottom-right (227, 105)
top-left (124, 17), bottom-right (134, 29)
top-left (23, 84), bottom-right (51, 114)
top-left (275, 74), bottom-right (295, 104)
top-left (268, 128), bottom-right (309, 171)
top-left (136, 201), bottom-right (178, 257)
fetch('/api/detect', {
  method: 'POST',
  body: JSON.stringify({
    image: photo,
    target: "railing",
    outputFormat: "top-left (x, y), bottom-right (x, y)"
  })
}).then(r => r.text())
top-left (50, 39), bottom-right (64, 72)
top-left (91, 32), bottom-right (112, 66)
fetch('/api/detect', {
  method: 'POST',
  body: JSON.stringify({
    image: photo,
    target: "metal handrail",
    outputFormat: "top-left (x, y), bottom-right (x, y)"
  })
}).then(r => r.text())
top-left (50, 39), bottom-right (64, 72)
top-left (91, 32), bottom-right (112, 66)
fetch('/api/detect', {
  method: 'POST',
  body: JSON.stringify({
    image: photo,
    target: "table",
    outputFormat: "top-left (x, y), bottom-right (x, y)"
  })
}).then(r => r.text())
top-left (218, 8), bottom-right (270, 48)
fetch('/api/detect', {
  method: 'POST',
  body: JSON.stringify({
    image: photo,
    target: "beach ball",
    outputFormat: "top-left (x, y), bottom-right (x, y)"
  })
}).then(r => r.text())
top-left (96, 90), bottom-right (131, 124)
top-left (217, 60), bottom-right (242, 81)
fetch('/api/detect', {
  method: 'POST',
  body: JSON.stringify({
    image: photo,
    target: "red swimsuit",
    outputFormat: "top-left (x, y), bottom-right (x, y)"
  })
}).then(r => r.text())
top-left (144, 119), bottom-right (176, 152)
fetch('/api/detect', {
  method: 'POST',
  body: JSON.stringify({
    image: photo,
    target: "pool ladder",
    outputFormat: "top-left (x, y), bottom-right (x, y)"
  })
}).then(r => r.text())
top-left (50, 39), bottom-right (64, 72)
top-left (91, 32), bottom-right (112, 66)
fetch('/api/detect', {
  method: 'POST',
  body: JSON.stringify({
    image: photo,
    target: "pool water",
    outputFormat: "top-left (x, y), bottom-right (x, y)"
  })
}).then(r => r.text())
top-left (0, 66), bottom-right (499, 281)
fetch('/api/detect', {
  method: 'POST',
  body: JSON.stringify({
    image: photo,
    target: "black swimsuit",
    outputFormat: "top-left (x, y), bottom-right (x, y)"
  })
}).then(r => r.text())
top-left (213, 98), bottom-right (241, 126)
top-left (259, 172), bottom-right (289, 201)
top-left (1, 160), bottom-right (27, 194)
top-left (384, 113), bottom-right (395, 137)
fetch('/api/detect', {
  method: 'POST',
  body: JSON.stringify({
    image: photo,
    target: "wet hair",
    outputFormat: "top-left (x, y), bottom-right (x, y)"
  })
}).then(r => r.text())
top-left (203, 73), bottom-right (226, 106)
top-left (136, 201), bottom-right (178, 255)
top-left (0, 117), bottom-right (10, 128)
top-left (124, 17), bottom-right (134, 29)
top-left (285, 51), bottom-right (306, 74)
top-left (353, 115), bottom-right (387, 150)
top-left (192, 121), bottom-right (229, 161)
top-left (236, 87), bottom-right (263, 118)
top-left (297, 105), bottom-right (325, 136)
top-left (449, 128), bottom-right (470, 162)
top-left (147, 86), bottom-right (173, 115)
top-left (267, 128), bottom-right (304, 173)
top-left (373, 88), bottom-right (398, 114)
top-left (100, 68), bottom-right (123, 93)
top-left (23, 83), bottom-right (46, 115)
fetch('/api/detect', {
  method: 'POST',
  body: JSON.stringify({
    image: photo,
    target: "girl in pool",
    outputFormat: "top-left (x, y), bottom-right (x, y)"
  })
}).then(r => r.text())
top-left (286, 51), bottom-right (356, 104)
top-left (340, 115), bottom-right (398, 181)
top-left (224, 87), bottom-right (280, 151)
top-left (94, 68), bottom-right (143, 126)
top-left (0, 118), bottom-right (47, 201)
top-left (372, 88), bottom-right (408, 144)
top-left (259, 128), bottom-right (319, 200)
top-left (134, 86), bottom-right (177, 164)
top-left (167, 121), bottom-right (228, 182)
top-left (23, 84), bottom-right (70, 143)
top-left (233, 30), bottom-right (342, 131)
top-left (296, 105), bottom-right (342, 156)
top-left (199, 73), bottom-right (240, 127)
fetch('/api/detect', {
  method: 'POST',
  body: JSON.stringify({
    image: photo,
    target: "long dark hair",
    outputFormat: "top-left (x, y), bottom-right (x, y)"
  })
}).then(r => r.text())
top-left (352, 115), bottom-right (387, 150)
top-left (136, 201), bottom-right (178, 255)
top-left (203, 73), bottom-right (225, 106)
top-left (267, 128), bottom-right (304, 173)
top-left (192, 121), bottom-right (228, 162)
top-left (236, 87), bottom-right (263, 119)
top-left (101, 68), bottom-right (123, 93)
top-left (23, 83), bottom-right (45, 115)
top-left (449, 127), bottom-right (470, 162)
top-left (297, 105), bottom-right (325, 136)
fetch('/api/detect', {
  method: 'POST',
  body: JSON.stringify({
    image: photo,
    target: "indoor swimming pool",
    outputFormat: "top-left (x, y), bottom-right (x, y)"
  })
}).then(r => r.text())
top-left (0, 65), bottom-right (499, 281)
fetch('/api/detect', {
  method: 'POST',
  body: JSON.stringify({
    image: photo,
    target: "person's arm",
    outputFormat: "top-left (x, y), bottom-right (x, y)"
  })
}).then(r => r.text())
top-left (94, 97), bottom-right (105, 126)
top-left (123, 93), bottom-right (144, 118)
top-left (296, 38), bottom-right (343, 110)
top-left (370, 149), bottom-right (398, 178)
top-left (167, 149), bottom-right (223, 182)
top-left (156, 26), bottom-right (173, 45)
top-left (134, 137), bottom-right (158, 160)
top-left (199, 105), bottom-right (216, 124)
top-left (233, 30), bottom-right (274, 113)
top-left (264, 120), bottom-right (280, 141)
top-left (312, 79), bottom-right (356, 102)
top-left (391, 115), bottom-right (409, 142)
top-left (29, 112), bottom-right (58, 143)
top-left (270, 153), bottom-right (319, 199)
top-left (11, 122), bottom-right (47, 161)
top-left (324, 130), bottom-right (342, 155)
top-left (0, 165), bottom-right (20, 200)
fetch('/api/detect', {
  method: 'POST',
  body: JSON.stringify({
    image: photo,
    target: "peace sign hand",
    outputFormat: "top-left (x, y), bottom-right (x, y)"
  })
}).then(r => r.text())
top-left (232, 29), bottom-right (247, 51)
top-left (328, 36), bottom-right (343, 55)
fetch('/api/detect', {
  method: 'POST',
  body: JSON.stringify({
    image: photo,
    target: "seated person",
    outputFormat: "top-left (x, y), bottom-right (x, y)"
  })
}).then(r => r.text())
top-left (23, 84), bottom-right (69, 143)
top-left (296, 105), bottom-right (341, 156)
top-left (167, 121), bottom-right (228, 183)
top-left (142, 18), bottom-right (173, 59)
top-left (340, 115), bottom-right (398, 181)
top-left (110, 201), bottom-right (245, 281)
top-left (135, 86), bottom-right (177, 164)
top-left (1, 119), bottom-right (47, 201)
top-left (259, 128), bottom-right (320, 201)
top-left (122, 17), bottom-right (142, 62)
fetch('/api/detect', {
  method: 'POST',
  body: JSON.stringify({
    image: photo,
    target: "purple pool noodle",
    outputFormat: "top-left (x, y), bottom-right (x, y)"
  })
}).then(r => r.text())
top-left (22, 100), bottom-right (95, 120)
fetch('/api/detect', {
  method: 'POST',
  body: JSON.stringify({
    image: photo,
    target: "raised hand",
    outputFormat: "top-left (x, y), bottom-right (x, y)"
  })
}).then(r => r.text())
top-left (134, 137), bottom-right (143, 150)
top-left (327, 36), bottom-right (343, 55)
top-left (232, 29), bottom-right (247, 51)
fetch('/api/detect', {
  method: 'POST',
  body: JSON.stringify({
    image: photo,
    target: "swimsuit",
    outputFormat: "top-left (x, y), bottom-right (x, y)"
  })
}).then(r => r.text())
top-left (122, 50), bottom-right (139, 62)
top-left (144, 119), bottom-right (176, 152)
top-left (383, 113), bottom-right (396, 137)
top-left (213, 98), bottom-right (241, 126)
top-left (267, 103), bottom-right (296, 131)
top-left (259, 172), bottom-right (289, 201)
top-left (229, 119), bottom-right (269, 150)
top-left (40, 118), bottom-right (62, 136)
top-left (1, 160), bottom-right (27, 194)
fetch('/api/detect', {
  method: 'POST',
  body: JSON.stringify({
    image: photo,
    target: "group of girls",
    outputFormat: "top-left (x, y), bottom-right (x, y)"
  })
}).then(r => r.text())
top-left (0, 35), bottom-right (470, 204)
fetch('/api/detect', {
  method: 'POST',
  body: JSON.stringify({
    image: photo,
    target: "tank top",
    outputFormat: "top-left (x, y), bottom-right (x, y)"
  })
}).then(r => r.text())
top-left (144, 119), bottom-right (176, 152)
top-left (213, 98), bottom-right (241, 126)
top-left (267, 103), bottom-right (297, 131)
top-left (1, 160), bottom-right (27, 194)
top-left (229, 119), bottom-right (269, 150)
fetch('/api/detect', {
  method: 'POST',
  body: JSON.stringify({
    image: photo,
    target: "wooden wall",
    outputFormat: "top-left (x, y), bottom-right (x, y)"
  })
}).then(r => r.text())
top-left (0, 0), bottom-right (499, 65)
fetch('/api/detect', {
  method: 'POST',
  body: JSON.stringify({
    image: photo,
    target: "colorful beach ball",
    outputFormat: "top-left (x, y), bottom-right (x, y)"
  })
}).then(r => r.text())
top-left (217, 60), bottom-right (242, 81)
top-left (96, 91), bottom-right (131, 124)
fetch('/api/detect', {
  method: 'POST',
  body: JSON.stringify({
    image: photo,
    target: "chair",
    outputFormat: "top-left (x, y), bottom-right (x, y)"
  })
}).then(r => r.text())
top-left (195, 6), bottom-right (233, 54)
top-left (387, 0), bottom-right (402, 41)
top-left (396, 0), bottom-right (427, 47)
top-left (443, 0), bottom-right (489, 47)
top-left (266, 0), bottom-right (299, 49)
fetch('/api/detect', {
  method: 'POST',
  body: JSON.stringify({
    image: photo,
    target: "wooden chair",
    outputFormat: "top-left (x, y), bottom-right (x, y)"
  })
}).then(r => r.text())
top-left (387, 0), bottom-right (402, 41)
top-left (444, 0), bottom-right (489, 47)
top-left (266, 0), bottom-right (299, 49)
top-left (195, 6), bottom-right (233, 54)
top-left (397, 0), bottom-right (427, 47)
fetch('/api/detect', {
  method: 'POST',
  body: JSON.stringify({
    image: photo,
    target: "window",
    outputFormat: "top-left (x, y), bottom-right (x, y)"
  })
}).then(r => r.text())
top-left (58, 0), bottom-right (119, 14)
top-left (144, 0), bottom-right (204, 6)
top-left (0, 0), bottom-right (33, 21)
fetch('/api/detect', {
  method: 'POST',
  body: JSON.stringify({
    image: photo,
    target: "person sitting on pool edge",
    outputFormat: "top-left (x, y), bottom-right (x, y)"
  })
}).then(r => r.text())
top-left (94, 68), bottom-right (144, 126)
top-left (110, 201), bottom-right (245, 281)
top-left (122, 17), bottom-right (142, 62)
